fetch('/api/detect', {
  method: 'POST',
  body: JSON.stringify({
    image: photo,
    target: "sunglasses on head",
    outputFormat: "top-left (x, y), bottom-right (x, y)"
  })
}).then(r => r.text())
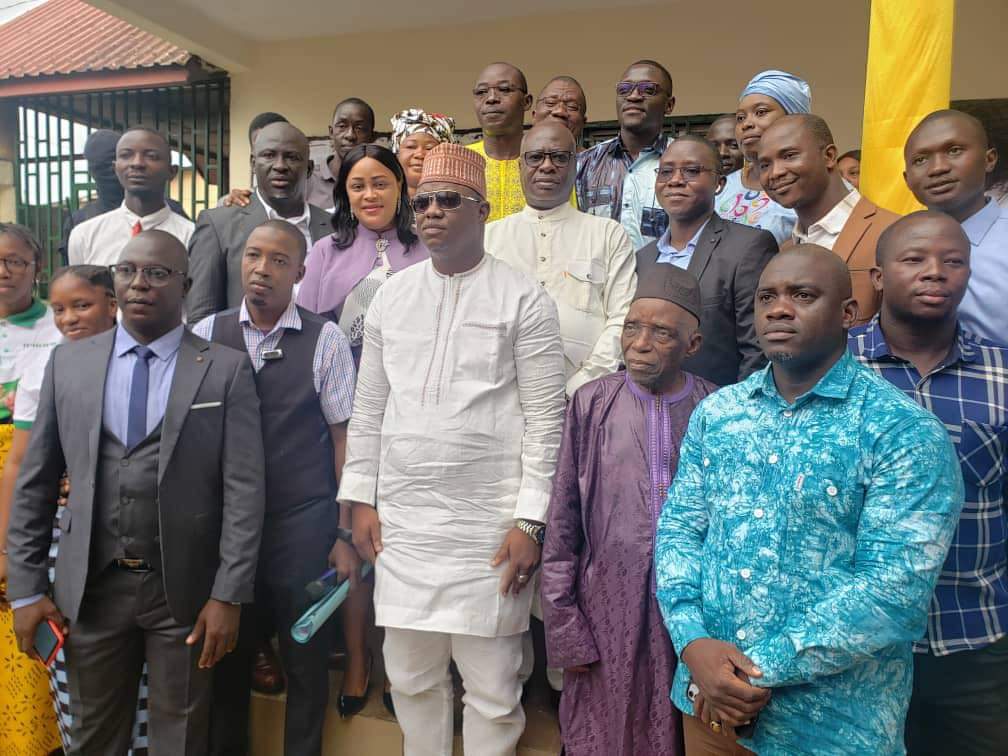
top-left (411, 190), bottom-right (482, 214)
top-left (616, 80), bottom-right (663, 98)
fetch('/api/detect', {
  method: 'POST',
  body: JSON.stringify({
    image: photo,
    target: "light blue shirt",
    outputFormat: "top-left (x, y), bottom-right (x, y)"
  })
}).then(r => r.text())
top-left (655, 352), bottom-right (963, 755)
top-left (655, 219), bottom-right (709, 269)
top-left (959, 198), bottom-right (1008, 345)
top-left (102, 324), bottom-right (185, 444)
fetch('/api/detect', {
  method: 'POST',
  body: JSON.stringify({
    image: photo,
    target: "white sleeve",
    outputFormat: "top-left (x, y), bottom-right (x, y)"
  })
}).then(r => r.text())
top-left (12, 354), bottom-right (47, 429)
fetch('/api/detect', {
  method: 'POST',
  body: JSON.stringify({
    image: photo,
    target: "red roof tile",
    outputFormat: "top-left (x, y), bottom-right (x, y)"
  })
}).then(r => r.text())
top-left (0, 0), bottom-right (189, 80)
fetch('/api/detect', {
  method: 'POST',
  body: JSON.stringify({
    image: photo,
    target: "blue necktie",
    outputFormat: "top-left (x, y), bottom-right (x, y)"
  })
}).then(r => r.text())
top-left (126, 345), bottom-right (155, 449)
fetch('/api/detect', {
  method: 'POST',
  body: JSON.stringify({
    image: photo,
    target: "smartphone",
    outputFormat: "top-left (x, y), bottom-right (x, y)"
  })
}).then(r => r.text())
top-left (33, 618), bottom-right (64, 667)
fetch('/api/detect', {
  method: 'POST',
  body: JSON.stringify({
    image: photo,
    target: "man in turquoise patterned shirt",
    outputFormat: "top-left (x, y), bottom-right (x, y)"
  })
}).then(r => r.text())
top-left (656, 245), bottom-right (964, 755)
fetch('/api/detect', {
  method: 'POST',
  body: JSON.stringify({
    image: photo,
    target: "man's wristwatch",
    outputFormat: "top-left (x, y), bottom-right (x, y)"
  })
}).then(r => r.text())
top-left (515, 518), bottom-right (545, 546)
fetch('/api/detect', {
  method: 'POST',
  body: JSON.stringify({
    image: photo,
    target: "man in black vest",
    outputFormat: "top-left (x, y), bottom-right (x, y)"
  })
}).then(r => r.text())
top-left (193, 219), bottom-right (357, 756)
top-left (8, 230), bottom-right (265, 754)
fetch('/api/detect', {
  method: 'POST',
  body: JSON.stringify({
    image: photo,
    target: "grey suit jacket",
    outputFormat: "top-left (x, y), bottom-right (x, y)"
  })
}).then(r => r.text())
top-left (7, 328), bottom-right (266, 625)
top-left (186, 195), bottom-right (333, 323)
top-left (636, 213), bottom-right (778, 386)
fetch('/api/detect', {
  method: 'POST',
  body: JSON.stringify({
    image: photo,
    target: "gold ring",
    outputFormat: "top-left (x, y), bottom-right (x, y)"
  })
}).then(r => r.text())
top-left (710, 720), bottom-right (723, 733)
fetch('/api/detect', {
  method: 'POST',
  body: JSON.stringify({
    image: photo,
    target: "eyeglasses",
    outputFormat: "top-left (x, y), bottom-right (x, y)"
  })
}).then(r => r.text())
top-left (622, 322), bottom-right (676, 344)
top-left (472, 84), bottom-right (526, 99)
top-left (537, 97), bottom-right (584, 114)
top-left (109, 263), bottom-right (186, 286)
top-left (411, 190), bottom-right (483, 214)
top-left (523, 150), bottom-right (574, 167)
top-left (0, 256), bottom-right (35, 273)
top-left (616, 80), bottom-right (663, 98)
top-left (655, 165), bottom-right (719, 183)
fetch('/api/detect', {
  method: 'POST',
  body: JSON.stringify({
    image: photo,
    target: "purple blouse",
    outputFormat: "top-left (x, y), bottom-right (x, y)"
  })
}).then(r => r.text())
top-left (296, 225), bottom-right (429, 320)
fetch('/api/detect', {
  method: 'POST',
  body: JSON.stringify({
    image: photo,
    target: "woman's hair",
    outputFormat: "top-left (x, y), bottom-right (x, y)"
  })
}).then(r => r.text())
top-left (331, 143), bottom-right (417, 251)
top-left (0, 222), bottom-right (44, 267)
top-left (50, 264), bottom-right (116, 296)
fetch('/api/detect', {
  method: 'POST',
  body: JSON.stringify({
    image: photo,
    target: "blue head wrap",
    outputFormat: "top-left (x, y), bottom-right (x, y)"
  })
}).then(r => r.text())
top-left (739, 70), bottom-right (811, 114)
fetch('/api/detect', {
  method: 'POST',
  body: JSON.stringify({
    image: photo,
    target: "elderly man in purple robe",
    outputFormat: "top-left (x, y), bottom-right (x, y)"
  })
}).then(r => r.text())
top-left (541, 265), bottom-right (717, 756)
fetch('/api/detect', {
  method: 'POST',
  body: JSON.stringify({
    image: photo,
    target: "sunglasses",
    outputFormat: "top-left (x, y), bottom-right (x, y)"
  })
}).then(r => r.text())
top-left (411, 190), bottom-right (482, 214)
top-left (523, 150), bottom-right (574, 167)
top-left (616, 80), bottom-right (663, 98)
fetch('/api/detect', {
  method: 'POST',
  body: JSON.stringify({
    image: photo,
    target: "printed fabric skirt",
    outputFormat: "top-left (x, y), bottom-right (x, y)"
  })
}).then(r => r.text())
top-left (0, 423), bottom-right (63, 756)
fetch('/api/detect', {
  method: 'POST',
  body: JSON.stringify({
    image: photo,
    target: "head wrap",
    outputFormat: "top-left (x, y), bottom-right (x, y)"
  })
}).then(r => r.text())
top-left (390, 108), bottom-right (456, 154)
top-left (739, 70), bottom-right (811, 115)
top-left (633, 265), bottom-right (702, 322)
top-left (418, 143), bottom-right (486, 199)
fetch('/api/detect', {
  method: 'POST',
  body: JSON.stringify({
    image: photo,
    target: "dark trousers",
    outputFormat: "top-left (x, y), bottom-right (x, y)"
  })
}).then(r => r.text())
top-left (64, 567), bottom-right (211, 755)
top-left (905, 634), bottom-right (1008, 755)
top-left (210, 498), bottom-right (338, 756)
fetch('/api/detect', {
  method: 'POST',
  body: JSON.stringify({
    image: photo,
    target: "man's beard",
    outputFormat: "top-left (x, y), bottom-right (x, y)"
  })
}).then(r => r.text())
top-left (767, 351), bottom-right (795, 364)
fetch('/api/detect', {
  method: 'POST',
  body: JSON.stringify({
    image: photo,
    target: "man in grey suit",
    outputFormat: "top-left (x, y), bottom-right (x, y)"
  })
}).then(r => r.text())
top-left (636, 136), bottom-right (778, 386)
top-left (8, 230), bottom-right (265, 755)
top-left (187, 121), bottom-right (333, 322)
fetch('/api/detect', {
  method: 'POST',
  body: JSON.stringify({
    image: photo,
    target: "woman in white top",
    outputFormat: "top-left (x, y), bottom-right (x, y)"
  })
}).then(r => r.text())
top-left (715, 69), bottom-right (812, 245)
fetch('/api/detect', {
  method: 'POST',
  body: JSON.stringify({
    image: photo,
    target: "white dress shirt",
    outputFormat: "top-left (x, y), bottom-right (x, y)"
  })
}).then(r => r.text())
top-left (485, 202), bottom-right (637, 395)
top-left (792, 189), bottom-right (862, 249)
top-left (338, 255), bottom-right (566, 637)
top-left (67, 201), bottom-right (194, 266)
top-left (255, 189), bottom-right (313, 251)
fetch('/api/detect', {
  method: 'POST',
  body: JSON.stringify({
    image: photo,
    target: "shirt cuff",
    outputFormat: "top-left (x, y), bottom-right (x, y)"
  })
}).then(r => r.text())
top-left (671, 620), bottom-right (711, 657)
top-left (10, 594), bottom-right (45, 610)
top-left (337, 471), bottom-right (378, 508)
top-left (513, 486), bottom-right (550, 522)
top-left (744, 631), bottom-right (795, 688)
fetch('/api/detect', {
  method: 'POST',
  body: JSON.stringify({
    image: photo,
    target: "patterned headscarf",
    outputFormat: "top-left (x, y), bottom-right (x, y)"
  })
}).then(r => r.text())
top-left (390, 108), bottom-right (455, 154)
top-left (739, 70), bottom-right (812, 115)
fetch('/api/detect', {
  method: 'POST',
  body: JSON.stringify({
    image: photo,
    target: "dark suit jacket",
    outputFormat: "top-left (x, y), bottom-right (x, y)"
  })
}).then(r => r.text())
top-left (636, 214), bottom-right (778, 386)
top-left (7, 329), bottom-right (266, 625)
top-left (783, 197), bottom-right (900, 327)
top-left (186, 195), bottom-right (332, 322)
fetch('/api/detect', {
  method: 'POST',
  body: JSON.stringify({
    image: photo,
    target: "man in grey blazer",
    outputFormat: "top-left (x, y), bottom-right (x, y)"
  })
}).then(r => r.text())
top-left (8, 230), bottom-right (265, 755)
top-left (636, 136), bottom-right (778, 386)
top-left (187, 121), bottom-right (333, 323)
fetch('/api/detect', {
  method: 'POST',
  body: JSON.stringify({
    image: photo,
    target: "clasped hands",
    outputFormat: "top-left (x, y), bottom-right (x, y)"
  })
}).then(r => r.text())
top-left (681, 637), bottom-right (772, 729)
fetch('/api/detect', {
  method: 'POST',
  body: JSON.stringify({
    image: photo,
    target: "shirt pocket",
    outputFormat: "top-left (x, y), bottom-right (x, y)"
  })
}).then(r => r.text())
top-left (583, 186), bottom-right (614, 218)
top-left (959, 419), bottom-right (1005, 489)
top-left (454, 321), bottom-right (511, 385)
top-left (785, 462), bottom-right (861, 575)
top-left (563, 259), bottom-right (606, 314)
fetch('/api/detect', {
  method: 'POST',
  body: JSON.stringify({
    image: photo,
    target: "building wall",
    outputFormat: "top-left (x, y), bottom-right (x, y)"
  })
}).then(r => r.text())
top-left (0, 101), bottom-right (18, 222)
top-left (55, 1), bottom-right (1008, 194)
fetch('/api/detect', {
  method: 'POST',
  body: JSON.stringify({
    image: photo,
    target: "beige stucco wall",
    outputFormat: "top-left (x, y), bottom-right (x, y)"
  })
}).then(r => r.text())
top-left (225, 0), bottom-right (1005, 189)
top-left (0, 101), bottom-right (18, 222)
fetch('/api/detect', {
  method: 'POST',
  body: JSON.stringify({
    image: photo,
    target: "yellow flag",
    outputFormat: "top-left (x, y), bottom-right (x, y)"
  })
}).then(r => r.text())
top-left (861, 0), bottom-right (954, 214)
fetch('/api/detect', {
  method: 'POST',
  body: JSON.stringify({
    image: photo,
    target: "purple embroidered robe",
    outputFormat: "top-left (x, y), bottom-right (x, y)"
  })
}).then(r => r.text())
top-left (542, 369), bottom-right (716, 756)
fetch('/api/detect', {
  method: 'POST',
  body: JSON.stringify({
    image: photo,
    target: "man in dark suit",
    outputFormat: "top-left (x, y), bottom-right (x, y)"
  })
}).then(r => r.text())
top-left (187, 122), bottom-right (333, 322)
top-left (637, 136), bottom-right (778, 386)
top-left (8, 230), bottom-right (265, 755)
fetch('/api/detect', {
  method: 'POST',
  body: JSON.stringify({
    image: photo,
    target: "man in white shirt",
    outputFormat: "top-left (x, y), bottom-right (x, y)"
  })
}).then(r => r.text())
top-left (486, 122), bottom-right (636, 397)
top-left (757, 114), bottom-right (899, 326)
top-left (68, 127), bottom-right (194, 267)
top-left (342, 143), bottom-right (566, 756)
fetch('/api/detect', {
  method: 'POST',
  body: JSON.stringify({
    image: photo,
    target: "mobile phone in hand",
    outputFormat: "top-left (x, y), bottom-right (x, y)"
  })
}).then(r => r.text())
top-left (33, 618), bottom-right (64, 667)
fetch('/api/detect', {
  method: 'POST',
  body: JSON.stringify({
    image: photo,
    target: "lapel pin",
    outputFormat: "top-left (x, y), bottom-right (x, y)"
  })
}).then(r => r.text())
top-left (196, 355), bottom-right (204, 362)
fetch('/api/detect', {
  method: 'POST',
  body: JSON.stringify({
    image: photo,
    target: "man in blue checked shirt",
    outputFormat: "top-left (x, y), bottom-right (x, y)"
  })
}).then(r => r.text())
top-left (193, 219), bottom-right (358, 756)
top-left (656, 244), bottom-right (963, 756)
top-left (849, 211), bottom-right (1008, 755)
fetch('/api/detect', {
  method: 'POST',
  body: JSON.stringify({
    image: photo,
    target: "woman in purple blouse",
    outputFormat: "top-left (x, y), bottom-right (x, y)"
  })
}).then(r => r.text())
top-left (298, 143), bottom-right (429, 363)
top-left (297, 144), bottom-right (426, 718)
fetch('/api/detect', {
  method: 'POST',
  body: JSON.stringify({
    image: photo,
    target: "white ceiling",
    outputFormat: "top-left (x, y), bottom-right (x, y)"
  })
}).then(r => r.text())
top-left (173, 0), bottom-right (665, 40)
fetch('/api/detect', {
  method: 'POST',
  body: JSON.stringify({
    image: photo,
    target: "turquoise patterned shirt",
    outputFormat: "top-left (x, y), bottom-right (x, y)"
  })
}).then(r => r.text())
top-left (656, 352), bottom-right (963, 755)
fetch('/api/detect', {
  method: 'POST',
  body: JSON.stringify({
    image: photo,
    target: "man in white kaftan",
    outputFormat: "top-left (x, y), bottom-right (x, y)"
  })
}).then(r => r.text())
top-left (340, 143), bottom-right (566, 756)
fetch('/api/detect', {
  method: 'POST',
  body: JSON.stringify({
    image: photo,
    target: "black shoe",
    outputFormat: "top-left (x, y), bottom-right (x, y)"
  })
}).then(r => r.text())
top-left (337, 653), bottom-right (372, 719)
top-left (383, 690), bottom-right (396, 718)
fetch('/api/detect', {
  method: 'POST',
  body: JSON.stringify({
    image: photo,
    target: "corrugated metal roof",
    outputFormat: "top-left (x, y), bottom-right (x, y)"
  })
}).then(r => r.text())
top-left (0, 0), bottom-right (189, 80)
